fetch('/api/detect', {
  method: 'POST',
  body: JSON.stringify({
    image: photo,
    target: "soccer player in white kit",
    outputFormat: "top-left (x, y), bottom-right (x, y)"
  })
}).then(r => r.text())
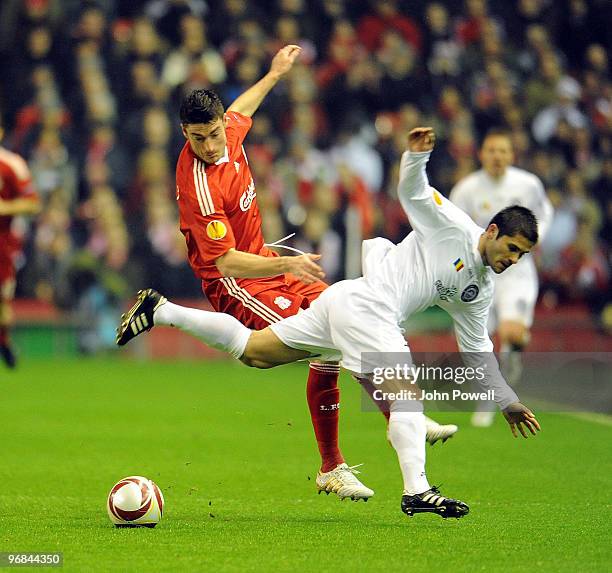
top-left (117, 128), bottom-right (541, 519)
top-left (450, 129), bottom-right (553, 426)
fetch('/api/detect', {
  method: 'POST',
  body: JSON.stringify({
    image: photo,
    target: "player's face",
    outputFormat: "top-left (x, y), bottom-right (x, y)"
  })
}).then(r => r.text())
top-left (484, 229), bottom-right (534, 274)
top-left (182, 116), bottom-right (228, 164)
top-left (479, 135), bottom-right (514, 179)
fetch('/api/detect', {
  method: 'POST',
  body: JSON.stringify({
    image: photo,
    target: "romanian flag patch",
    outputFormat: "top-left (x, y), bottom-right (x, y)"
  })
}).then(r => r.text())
top-left (454, 258), bottom-right (464, 272)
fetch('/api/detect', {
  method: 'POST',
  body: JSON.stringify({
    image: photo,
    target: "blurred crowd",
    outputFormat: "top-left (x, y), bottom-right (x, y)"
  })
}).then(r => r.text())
top-left (0, 0), bottom-right (610, 346)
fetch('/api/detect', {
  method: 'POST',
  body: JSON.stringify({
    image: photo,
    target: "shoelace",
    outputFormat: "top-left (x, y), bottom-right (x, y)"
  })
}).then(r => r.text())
top-left (264, 233), bottom-right (307, 256)
top-left (334, 464), bottom-right (364, 484)
top-left (426, 485), bottom-right (447, 501)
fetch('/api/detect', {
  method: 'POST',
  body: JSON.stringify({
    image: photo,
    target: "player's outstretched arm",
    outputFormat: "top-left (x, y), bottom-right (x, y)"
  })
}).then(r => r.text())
top-left (502, 402), bottom-right (541, 438)
top-left (216, 248), bottom-right (325, 284)
top-left (397, 127), bottom-right (435, 205)
top-left (227, 45), bottom-right (302, 118)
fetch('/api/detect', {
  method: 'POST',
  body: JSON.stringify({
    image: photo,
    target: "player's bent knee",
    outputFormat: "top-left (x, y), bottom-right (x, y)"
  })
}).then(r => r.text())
top-left (239, 355), bottom-right (275, 369)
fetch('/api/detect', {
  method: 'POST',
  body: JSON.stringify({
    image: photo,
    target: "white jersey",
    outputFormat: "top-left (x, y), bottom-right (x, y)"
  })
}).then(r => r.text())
top-left (272, 150), bottom-right (519, 409)
top-left (450, 167), bottom-right (553, 327)
top-left (366, 151), bottom-right (497, 354)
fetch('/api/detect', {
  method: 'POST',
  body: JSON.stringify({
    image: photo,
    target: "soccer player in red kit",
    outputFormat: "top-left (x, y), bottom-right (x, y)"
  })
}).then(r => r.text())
top-left (0, 124), bottom-right (41, 368)
top-left (172, 45), bottom-right (372, 499)
top-left (119, 45), bottom-right (456, 498)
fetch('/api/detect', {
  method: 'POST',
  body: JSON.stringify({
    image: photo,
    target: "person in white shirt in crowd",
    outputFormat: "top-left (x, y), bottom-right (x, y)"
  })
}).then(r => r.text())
top-left (117, 127), bottom-right (541, 519)
top-left (450, 128), bottom-right (553, 426)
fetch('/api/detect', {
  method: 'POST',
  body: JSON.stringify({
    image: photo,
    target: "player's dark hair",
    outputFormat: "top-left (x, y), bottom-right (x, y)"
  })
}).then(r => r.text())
top-left (180, 89), bottom-right (224, 125)
top-left (481, 127), bottom-right (512, 147)
top-left (488, 205), bottom-right (539, 244)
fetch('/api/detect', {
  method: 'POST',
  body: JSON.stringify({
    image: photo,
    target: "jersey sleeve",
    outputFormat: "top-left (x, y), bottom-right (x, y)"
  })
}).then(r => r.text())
top-left (447, 302), bottom-right (520, 410)
top-left (225, 111), bottom-right (253, 148)
top-left (397, 150), bottom-right (474, 238)
top-left (178, 164), bottom-right (236, 268)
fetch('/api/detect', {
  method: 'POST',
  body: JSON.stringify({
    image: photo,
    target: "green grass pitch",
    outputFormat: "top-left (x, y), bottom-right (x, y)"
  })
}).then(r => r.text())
top-left (1, 358), bottom-right (610, 572)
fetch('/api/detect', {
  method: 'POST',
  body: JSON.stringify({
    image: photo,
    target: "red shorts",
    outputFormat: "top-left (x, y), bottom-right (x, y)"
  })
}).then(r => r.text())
top-left (203, 274), bottom-right (328, 330)
top-left (0, 248), bottom-right (16, 285)
top-left (0, 232), bottom-right (19, 284)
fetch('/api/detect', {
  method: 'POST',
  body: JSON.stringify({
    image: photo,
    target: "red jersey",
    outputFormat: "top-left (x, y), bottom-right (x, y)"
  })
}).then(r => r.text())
top-left (0, 146), bottom-right (37, 240)
top-left (0, 146), bottom-right (37, 282)
top-left (176, 111), bottom-right (277, 284)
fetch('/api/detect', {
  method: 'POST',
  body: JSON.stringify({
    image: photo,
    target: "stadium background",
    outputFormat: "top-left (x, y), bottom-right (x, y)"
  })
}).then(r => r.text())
top-left (1, 2), bottom-right (611, 571)
top-left (0, 0), bottom-right (610, 358)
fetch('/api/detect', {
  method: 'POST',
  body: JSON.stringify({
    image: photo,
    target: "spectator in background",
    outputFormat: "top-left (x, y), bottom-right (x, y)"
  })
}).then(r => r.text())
top-left (145, 0), bottom-right (209, 46)
top-left (161, 14), bottom-right (226, 90)
top-left (422, 2), bottom-right (462, 95)
top-left (357, 0), bottom-right (421, 55)
top-left (532, 76), bottom-right (588, 145)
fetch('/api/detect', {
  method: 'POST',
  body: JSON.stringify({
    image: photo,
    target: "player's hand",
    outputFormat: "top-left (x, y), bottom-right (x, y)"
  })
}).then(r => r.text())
top-left (502, 402), bottom-right (541, 438)
top-left (270, 45), bottom-right (302, 78)
top-left (284, 253), bottom-right (325, 285)
top-left (408, 127), bottom-right (436, 153)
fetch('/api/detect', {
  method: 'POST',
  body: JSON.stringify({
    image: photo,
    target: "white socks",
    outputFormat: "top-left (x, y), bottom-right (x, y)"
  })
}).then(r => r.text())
top-left (387, 407), bottom-right (430, 495)
top-left (154, 301), bottom-right (251, 359)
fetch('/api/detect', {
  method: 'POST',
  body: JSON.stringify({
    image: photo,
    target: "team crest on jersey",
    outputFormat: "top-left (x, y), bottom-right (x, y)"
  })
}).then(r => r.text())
top-left (274, 296), bottom-right (292, 310)
top-left (240, 178), bottom-right (257, 211)
top-left (206, 220), bottom-right (227, 240)
top-left (461, 284), bottom-right (479, 302)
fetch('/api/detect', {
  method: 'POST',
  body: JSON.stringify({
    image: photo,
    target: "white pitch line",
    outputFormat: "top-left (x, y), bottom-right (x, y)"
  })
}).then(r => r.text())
top-left (561, 411), bottom-right (612, 427)
top-left (522, 397), bottom-right (612, 427)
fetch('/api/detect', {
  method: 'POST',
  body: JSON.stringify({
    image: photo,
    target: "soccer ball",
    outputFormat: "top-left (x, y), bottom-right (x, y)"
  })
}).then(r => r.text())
top-left (107, 476), bottom-right (164, 528)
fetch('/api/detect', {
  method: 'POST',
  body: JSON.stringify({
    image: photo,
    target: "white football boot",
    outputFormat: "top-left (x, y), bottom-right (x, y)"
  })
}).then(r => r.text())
top-left (424, 416), bottom-right (459, 445)
top-left (316, 463), bottom-right (374, 501)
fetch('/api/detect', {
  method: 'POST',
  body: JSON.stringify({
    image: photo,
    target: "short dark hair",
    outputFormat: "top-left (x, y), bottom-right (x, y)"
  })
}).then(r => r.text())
top-left (180, 89), bottom-right (224, 125)
top-left (481, 127), bottom-right (512, 147)
top-left (488, 205), bottom-right (539, 244)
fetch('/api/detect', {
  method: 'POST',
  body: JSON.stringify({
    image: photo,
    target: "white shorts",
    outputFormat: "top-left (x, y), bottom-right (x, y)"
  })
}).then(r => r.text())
top-left (489, 260), bottom-right (538, 331)
top-left (269, 278), bottom-right (411, 374)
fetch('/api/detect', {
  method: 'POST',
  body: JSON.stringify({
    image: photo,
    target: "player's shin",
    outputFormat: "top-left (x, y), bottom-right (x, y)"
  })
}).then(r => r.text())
top-left (154, 301), bottom-right (250, 359)
top-left (387, 405), bottom-right (430, 495)
top-left (500, 341), bottom-right (525, 387)
top-left (307, 363), bottom-right (344, 472)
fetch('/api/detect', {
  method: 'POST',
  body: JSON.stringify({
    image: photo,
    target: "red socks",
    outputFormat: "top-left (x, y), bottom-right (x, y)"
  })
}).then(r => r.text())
top-left (306, 364), bottom-right (345, 472)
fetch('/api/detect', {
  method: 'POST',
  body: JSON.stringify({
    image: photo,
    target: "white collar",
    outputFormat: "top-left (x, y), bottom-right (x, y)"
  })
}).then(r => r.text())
top-left (214, 146), bottom-right (229, 165)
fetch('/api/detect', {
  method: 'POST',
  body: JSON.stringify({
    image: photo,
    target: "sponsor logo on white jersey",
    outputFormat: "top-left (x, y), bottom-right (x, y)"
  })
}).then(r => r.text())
top-left (239, 178), bottom-right (257, 212)
top-left (435, 280), bottom-right (457, 301)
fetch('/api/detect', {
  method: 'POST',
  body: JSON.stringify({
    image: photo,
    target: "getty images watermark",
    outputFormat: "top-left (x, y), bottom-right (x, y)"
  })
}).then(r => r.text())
top-left (358, 352), bottom-right (612, 413)
top-left (370, 363), bottom-right (491, 402)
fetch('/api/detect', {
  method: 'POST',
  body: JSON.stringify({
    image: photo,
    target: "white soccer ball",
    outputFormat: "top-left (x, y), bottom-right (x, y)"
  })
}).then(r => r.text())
top-left (107, 476), bottom-right (164, 528)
